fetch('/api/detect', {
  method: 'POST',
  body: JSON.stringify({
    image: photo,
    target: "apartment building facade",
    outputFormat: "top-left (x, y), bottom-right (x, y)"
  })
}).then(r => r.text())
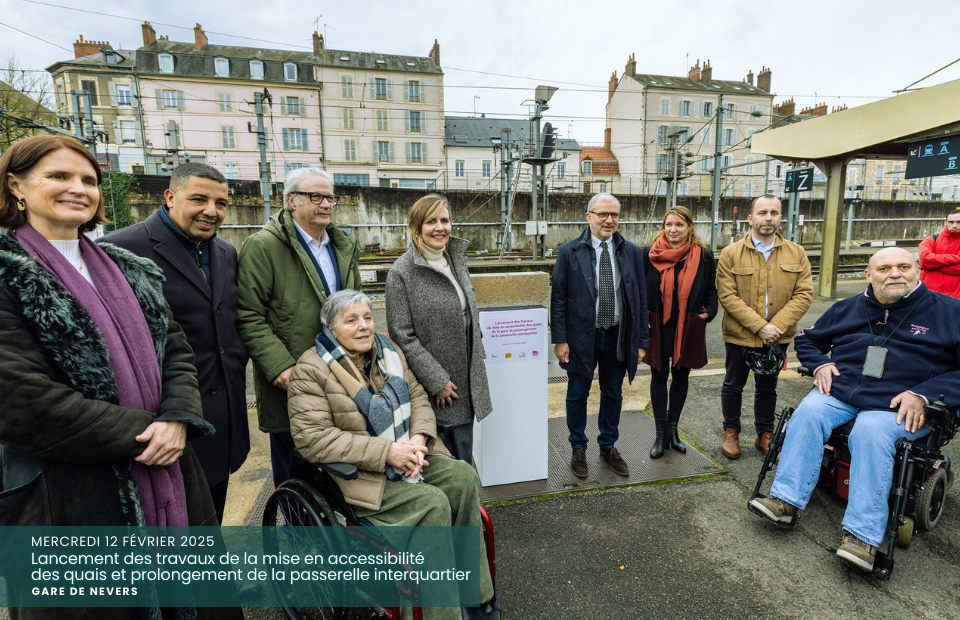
top-left (605, 55), bottom-right (774, 197)
top-left (46, 37), bottom-right (144, 172)
top-left (443, 116), bottom-right (581, 192)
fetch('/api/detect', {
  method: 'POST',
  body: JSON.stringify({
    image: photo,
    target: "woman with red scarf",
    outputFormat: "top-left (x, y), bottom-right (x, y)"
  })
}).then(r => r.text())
top-left (641, 206), bottom-right (718, 459)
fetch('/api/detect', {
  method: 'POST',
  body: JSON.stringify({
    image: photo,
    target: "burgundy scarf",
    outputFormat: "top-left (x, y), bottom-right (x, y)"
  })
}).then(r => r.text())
top-left (16, 223), bottom-right (188, 527)
top-left (648, 235), bottom-right (701, 367)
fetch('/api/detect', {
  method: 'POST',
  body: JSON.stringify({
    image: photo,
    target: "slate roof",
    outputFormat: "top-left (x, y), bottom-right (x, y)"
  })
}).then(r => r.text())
top-left (134, 40), bottom-right (440, 83)
top-left (46, 49), bottom-right (138, 72)
top-left (628, 73), bottom-right (773, 97)
top-left (444, 116), bottom-right (579, 151)
top-left (580, 147), bottom-right (620, 176)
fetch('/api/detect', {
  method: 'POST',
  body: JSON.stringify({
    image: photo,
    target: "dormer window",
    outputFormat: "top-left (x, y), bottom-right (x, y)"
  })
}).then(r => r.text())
top-left (249, 59), bottom-right (264, 80)
top-left (215, 57), bottom-right (229, 77)
top-left (159, 53), bottom-right (174, 73)
top-left (284, 62), bottom-right (297, 81)
top-left (105, 53), bottom-right (116, 64)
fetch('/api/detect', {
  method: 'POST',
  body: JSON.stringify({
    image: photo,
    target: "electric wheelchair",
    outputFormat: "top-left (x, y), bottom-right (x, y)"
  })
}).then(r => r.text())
top-left (261, 425), bottom-right (499, 620)
top-left (749, 367), bottom-right (958, 581)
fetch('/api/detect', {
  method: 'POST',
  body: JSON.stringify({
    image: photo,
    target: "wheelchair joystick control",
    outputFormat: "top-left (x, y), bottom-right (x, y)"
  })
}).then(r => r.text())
top-left (924, 394), bottom-right (949, 424)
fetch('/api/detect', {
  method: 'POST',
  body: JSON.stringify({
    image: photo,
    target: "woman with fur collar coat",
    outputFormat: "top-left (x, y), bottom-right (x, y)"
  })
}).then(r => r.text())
top-left (0, 136), bottom-right (237, 620)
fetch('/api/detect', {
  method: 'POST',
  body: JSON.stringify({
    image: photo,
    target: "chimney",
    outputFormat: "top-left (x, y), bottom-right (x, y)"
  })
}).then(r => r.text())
top-left (73, 35), bottom-right (109, 59)
top-left (757, 66), bottom-right (772, 92)
top-left (194, 23), bottom-right (208, 50)
top-left (688, 59), bottom-right (701, 82)
top-left (832, 104), bottom-right (848, 114)
top-left (604, 128), bottom-right (612, 151)
top-left (746, 69), bottom-right (754, 86)
top-left (625, 53), bottom-right (636, 78)
top-left (773, 97), bottom-right (795, 118)
top-left (700, 60), bottom-right (712, 87)
top-left (142, 21), bottom-right (157, 46)
top-left (312, 31), bottom-right (324, 56)
top-left (608, 71), bottom-right (617, 102)
top-left (428, 39), bottom-right (440, 67)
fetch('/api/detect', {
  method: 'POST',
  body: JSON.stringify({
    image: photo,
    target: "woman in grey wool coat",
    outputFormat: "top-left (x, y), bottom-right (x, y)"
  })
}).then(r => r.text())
top-left (385, 194), bottom-right (492, 462)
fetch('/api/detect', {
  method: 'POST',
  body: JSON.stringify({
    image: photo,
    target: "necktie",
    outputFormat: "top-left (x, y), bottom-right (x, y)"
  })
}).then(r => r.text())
top-left (598, 241), bottom-right (614, 329)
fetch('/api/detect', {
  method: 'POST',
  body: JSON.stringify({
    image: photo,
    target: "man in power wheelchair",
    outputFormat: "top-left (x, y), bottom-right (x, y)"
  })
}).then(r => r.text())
top-left (278, 289), bottom-right (499, 620)
top-left (749, 247), bottom-right (960, 574)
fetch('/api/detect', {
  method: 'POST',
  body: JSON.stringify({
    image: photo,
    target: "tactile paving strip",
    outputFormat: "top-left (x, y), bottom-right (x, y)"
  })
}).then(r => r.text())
top-left (478, 411), bottom-right (725, 503)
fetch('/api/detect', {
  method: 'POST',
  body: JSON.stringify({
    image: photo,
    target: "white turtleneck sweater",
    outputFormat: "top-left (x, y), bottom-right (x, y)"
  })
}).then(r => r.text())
top-left (421, 244), bottom-right (467, 322)
top-left (49, 239), bottom-right (94, 286)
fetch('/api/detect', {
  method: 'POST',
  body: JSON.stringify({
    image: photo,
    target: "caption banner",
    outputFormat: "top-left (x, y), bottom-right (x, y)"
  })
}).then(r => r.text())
top-left (0, 526), bottom-right (484, 608)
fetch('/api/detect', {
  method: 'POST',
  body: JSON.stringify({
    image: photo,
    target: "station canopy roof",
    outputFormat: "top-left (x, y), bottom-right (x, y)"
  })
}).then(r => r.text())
top-left (751, 78), bottom-right (960, 162)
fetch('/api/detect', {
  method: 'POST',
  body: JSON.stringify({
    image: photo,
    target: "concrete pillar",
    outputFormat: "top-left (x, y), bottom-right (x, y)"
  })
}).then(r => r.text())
top-left (816, 155), bottom-right (849, 298)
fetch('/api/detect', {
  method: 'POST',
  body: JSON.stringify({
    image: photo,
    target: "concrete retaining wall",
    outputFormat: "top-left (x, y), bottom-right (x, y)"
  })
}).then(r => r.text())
top-left (125, 176), bottom-right (957, 251)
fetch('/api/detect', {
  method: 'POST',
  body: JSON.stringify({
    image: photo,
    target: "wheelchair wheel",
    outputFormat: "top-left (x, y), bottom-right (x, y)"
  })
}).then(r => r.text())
top-left (915, 468), bottom-right (949, 531)
top-left (896, 516), bottom-right (914, 549)
top-left (262, 483), bottom-right (347, 620)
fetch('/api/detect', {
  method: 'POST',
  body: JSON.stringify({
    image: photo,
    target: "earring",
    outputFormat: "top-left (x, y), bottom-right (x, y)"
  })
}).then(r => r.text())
top-left (16, 198), bottom-right (25, 211)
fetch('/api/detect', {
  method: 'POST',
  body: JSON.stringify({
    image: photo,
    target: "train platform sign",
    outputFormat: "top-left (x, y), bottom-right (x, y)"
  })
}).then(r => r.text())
top-left (785, 167), bottom-right (814, 193)
top-left (906, 134), bottom-right (960, 179)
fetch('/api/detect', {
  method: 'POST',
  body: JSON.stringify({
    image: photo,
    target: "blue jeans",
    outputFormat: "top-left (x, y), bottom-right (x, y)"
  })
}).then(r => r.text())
top-left (270, 431), bottom-right (302, 489)
top-left (566, 328), bottom-right (626, 451)
top-left (770, 389), bottom-right (931, 547)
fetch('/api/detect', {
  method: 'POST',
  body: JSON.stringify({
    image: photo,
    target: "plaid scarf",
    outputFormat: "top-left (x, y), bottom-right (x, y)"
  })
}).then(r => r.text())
top-left (314, 326), bottom-right (420, 484)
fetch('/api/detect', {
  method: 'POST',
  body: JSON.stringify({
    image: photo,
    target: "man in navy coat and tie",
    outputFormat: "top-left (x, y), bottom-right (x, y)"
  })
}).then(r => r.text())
top-left (103, 163), bottom-right (249, 523)
top-left (551, 193), bottom-right (649, 479)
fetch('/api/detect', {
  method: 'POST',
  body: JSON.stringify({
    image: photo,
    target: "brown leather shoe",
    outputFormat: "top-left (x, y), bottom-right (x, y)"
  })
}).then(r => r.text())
top-left (721, 428), bottom-right (741, 459)
top-left (600, 447), bottom-right (630, 476)
top-left (755, 432), bottom-right (774, 455)
top-left (570, 448), bottom-right (588, 478)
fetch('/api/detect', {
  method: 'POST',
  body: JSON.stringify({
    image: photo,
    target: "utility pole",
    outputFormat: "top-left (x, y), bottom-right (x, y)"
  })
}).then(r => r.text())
top-left (70, 89), bottom-right (98, 159)
top-left (496, 127), bottom-right (515, 254)
top-left (254, 89), bottom-right (273, 223)
top-left (524, 86), bottom-right (557, 260)
top-left (710, 95), bottom-right (724, 254)
top-left (785, 161), bottom-right (796, 241)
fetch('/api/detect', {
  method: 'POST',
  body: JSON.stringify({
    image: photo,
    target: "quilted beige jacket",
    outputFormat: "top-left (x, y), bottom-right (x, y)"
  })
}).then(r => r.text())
top-left (287, 338), bottom-right (452, 511)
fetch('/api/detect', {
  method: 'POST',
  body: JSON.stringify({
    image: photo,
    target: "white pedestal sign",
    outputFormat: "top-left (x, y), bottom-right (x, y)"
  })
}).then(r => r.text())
top-left (474, 306), bottom-right (548, 487)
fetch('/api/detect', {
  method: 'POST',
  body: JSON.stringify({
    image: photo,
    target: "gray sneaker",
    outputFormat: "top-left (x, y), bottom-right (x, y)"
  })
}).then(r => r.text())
top-left (750, 496), bottom-right (798, 524)
top-left (836, 530), bottom-right (877, 571)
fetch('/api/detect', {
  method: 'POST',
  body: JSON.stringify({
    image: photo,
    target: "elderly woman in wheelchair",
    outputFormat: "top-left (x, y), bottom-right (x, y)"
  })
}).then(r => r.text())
top-left (285, 289), bottom-right (498, 620)
top-left (748, 248), bottom-right (960, 579)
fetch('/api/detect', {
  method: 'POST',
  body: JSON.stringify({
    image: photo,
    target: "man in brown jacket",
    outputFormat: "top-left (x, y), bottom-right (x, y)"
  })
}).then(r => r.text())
top-left (717, 194), bottom-right (813, 458)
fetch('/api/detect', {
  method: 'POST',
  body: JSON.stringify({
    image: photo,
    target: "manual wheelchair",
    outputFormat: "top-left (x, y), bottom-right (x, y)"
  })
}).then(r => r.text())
top-left (749, 367), bottom-right (958, 581)
top-left (261, 433), bottom-right (499, 620)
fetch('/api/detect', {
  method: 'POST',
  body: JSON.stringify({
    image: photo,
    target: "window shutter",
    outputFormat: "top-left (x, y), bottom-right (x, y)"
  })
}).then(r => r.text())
top-left (155, 89), bottom-right (163, 110)
top-left (386, 79), bottom-right (393, 101)
top-left (176, 90), bottom-right (185, 110)
top-left (107, 82), bottom-right (118, 107)
top-left (372, 139), bottom-right (378, 160)
top-left (284, 162), bottom-right (291, 175)
top-left (422, 143), bottom-right (427, 163)
top-left (403, 80), bottom-right (409, 102)
top-left (134, 125), bottom-right (142, 145)
top-left (167, 121), bottom-right (179, 148)
top-left (405, 142), bottom-right (411, 163)
top-left (301, 128), bottom-right (308, 151)
top-left (280, 97), bottom-right (287, 115)
top-left (112, 120), bottom-right (121, 143)
top-left (282, 127), bottom-right (290, 150)
top-left (389, 141), bottom-right (395, 162)
top-left (420, 113), bottom-right (426, 134)
top-left (404, 111), bottom-right (410, 133)
top-left (130, 87), bottom-right (139, 109)
top-left (300, 97), bottom-right (306, 116)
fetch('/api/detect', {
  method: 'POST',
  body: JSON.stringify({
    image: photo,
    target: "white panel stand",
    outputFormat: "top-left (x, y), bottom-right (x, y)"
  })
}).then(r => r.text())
top-left (474, 307), bottom-right (549, 487)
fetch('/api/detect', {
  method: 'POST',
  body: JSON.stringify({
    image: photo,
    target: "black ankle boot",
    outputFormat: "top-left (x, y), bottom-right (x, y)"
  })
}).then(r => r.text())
top-left (666, 411), bottom-right (686, 453)
top-left (650, 419), bottom-right (668, 459)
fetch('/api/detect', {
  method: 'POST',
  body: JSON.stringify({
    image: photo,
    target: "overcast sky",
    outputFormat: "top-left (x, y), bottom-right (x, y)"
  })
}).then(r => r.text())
top-left (2, 0), bottom-right (957, 146)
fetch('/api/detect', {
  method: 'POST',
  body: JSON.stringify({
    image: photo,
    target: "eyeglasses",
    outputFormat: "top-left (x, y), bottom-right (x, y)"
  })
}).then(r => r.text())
top-left (292, 191), bottom-right (338, 206)
top-left (589, 211), bottom-right (620, 221)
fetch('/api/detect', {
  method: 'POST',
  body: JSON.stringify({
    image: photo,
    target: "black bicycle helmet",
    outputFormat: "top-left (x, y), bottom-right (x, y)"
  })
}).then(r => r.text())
top-left (743, 345), bottom-right (786, 375)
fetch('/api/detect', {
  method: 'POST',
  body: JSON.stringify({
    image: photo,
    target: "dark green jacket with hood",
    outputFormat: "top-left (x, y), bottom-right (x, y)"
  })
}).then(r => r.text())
top-left (236, 210), bottom-right (361, 433)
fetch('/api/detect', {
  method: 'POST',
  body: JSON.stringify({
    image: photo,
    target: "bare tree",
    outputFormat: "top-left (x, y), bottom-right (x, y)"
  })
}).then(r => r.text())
top-left (0, 55), bottom-right (56, 151)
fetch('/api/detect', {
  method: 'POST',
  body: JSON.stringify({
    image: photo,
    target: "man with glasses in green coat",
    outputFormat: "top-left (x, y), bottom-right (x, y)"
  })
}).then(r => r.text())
top-left (237, 168), bottom-right (361, 488)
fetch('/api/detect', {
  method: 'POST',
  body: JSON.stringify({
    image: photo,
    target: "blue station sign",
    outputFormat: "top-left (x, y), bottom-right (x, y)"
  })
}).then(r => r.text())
top-left (906, 135), bottom-right (960, 179)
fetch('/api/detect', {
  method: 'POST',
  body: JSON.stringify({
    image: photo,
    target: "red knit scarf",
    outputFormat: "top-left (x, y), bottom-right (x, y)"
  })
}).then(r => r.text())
top-left (648, 235), bottom-right (701, 366)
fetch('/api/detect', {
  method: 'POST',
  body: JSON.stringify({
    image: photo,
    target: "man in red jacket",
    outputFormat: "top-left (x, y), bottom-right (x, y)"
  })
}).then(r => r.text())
top-left (919, 207), bottom-right (960, 299)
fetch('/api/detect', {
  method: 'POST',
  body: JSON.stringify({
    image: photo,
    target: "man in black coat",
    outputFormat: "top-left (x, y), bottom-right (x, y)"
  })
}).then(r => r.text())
top-left (551, 193), bottom-right (649, 479)
top-left (103, 163), bottom-right (249, 523)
